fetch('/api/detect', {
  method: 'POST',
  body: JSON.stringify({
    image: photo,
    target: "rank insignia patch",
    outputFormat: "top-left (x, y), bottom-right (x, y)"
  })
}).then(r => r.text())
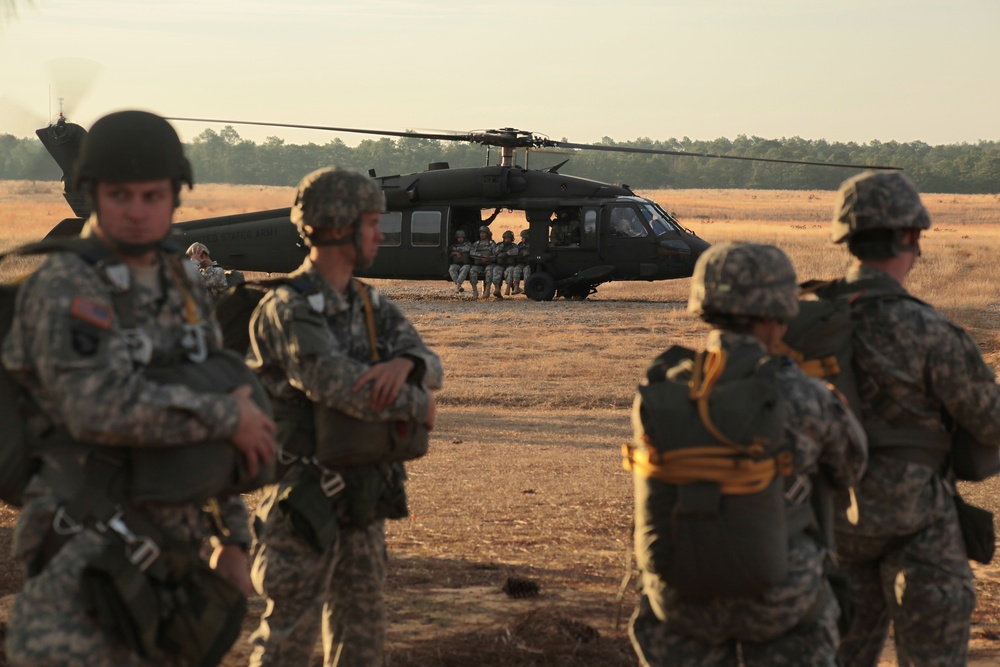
top-left (70, 296), bottom-right (113, 330)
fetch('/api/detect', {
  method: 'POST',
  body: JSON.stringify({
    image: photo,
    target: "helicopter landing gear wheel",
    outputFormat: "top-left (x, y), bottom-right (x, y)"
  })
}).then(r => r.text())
top-left (524, 272), bottom-right (556, 301)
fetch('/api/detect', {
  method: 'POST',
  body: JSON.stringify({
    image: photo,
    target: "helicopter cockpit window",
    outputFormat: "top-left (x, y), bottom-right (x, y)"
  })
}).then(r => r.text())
top-left (411, 211), bottom-right (442, 247)
top-left (379, 212), bottom-right (402, 247)
top-left (640, 203), bottom-right (681, 235)
top-left (608, 207), bottom-right (648, 238)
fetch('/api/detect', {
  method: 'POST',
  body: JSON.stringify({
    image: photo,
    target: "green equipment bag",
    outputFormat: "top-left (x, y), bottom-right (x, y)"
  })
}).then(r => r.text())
top-left (81, 535), bottom-right (246, 667)
top-left (129, 348), bottom-right (275, 503)
top-left (313, 409), bottom-right (429, 466)
top-left (626, 345), bottom-right (794, 603)
top-left (277, 470), bottom-right (342, 553)
top-left (214, 282), bottom-right (272, 356)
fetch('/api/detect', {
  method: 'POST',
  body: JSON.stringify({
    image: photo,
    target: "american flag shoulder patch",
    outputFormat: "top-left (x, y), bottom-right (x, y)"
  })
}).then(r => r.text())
top-left (70, 296), bottom-right (113, 330)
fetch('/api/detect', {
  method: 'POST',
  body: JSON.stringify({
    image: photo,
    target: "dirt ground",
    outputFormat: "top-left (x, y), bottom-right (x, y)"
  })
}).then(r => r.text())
top-left (0, 289), bottom-right (999, 666)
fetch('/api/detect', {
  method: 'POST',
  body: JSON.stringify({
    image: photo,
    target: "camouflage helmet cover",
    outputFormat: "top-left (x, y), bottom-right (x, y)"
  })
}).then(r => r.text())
top-left (73, 110), bottom-right (193, 190)
top-left (478, 225), bottom-right (491, 235)
top-left (831, 171), bottom-right (930, 243)
top-left (520, 229), bottom-right (529, 239)
top-left (291, 167), bottom-right (386, 237)
top-left (455, 229), bottom-right (466, 239)
top-left (688, 242), bottom-right (799, 321)
top-left (502, 230), bottom-right (515, 241)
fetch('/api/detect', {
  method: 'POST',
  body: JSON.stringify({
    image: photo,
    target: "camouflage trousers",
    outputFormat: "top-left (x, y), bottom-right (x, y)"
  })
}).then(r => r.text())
top-left (629, 590), bottom-right (839, 667)
top-left (448, 263), bottom-right (470, 287)
top-left (513, 264), bottom-right (531, 283)
top-left (249, 485), bottom-right (387, 667)
top-left (468, 264), bottom-right (493, 287)
top-left (5, 528), bottom-right (181, 667)
top-left (834, 498), bottom-right (974, 667)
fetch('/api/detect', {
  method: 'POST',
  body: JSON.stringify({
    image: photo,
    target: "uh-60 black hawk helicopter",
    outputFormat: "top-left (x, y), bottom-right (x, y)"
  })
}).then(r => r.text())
top-left (37, 115), bottom-right (900, 301)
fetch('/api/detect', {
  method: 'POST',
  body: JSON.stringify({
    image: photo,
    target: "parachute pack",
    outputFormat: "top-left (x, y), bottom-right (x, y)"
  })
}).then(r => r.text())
top-left (0, 237), bottom-right (117, 506)
top-left (625, 344), bottom-right (817, 609)
top-left (778, 277), bottom-right (1000, 482)
top-left (0, 279), bottom-right (36, 506)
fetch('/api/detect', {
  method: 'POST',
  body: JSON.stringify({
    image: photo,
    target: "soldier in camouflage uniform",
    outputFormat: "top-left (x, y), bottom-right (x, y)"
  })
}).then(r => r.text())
top-left (186, 241), bottom-right (229, 299)
top-left (828, 172), bottom-right (1000, 667)
top-left (447, 230), bottom-right (472, 296)
top-left (247, 167), bottom-right (442, 667)
top-left (493, 230), bottom-right (519, 297)
top-left (1, 111), bottom-right (277, 666)
top-left (510, 228), bottom-right (531, 294)
top-left (629, 242), bottom-right (867, 667)
top-left (468, 225), bottom-right (495, 301)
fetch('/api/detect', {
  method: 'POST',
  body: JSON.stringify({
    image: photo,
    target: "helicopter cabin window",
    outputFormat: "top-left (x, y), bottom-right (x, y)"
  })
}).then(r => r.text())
top-left (608, 207), bottom-right (648, 238)
top-left (411, 211), bottom-right (442, 247)
top-left (379, 212), bottom-right (402, 247)
top-left (581, 210), bottom-right (598, 248)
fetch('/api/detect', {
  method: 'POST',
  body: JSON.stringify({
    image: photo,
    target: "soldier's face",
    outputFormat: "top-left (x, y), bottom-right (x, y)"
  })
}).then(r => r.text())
top-left (356, 211), bottom-right (384, 267)
top-left (93, 179), bottom-right (174, 248)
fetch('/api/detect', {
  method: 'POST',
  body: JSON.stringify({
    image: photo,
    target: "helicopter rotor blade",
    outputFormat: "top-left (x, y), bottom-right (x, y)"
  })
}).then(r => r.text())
top-left (548, 139), bottom-right (901, 171)
top-left (166, 117), bottom-right (468, 143)
top-left (44, 57), bottom-right (103, 118)
top-left (165, 117), bottom-right (900, 171)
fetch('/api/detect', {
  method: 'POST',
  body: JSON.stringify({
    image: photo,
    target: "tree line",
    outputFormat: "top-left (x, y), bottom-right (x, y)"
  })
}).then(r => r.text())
top-left (3, 127), bottom-right (998, 193)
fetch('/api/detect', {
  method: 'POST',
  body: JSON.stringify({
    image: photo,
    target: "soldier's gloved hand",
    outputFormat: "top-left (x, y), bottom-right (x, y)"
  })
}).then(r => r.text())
top-left (210, 543), bottom-right (254, 595)
top-left (353, 357), bottom-right (415, 411)
top-left (230, 385), bottom-right (277, 478)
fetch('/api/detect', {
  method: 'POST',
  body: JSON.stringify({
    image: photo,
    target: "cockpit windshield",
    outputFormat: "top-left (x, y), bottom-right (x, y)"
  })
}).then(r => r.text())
top-left (639, 202), bottom-right (682, 235)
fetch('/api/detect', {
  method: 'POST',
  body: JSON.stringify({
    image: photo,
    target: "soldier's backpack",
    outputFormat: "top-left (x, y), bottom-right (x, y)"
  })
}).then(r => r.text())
top-left (778, 278), bottom-right (1000, 482)
top-left (0, 237), bottom-right (111, 506)
top-left (0, 277), bottom-right (38, 506)
top-left (624, 343), bottom-right (814, 610)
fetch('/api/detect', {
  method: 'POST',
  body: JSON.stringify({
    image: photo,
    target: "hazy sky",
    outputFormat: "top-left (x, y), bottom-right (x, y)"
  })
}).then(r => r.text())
top-left (1, 0), bottom-right (998, 148)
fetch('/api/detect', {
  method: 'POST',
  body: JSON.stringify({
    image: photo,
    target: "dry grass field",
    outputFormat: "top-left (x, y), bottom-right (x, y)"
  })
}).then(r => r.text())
top-left (1, 181), bottom-right (999, 666)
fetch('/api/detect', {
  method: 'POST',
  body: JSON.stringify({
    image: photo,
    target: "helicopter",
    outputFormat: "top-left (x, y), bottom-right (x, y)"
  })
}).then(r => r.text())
top-left (37, 116), bottom-right (901, 301)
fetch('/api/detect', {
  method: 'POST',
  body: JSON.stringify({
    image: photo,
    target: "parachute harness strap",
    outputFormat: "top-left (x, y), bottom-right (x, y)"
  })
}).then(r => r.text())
top-left (625, 347), bottom-right (793, 494)
top-left (164, 255), bottom-right (209, 362)
top-left (353, 279), bottom-right (380, 363)
top-left (772, 340), bottom-right (841, 379)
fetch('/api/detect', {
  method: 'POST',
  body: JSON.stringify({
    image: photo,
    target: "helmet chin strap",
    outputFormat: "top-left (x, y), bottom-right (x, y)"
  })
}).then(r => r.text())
top-left (308, 223), bottom-right (371, 270)
top-left (94, 217), bottom-right (169, 258)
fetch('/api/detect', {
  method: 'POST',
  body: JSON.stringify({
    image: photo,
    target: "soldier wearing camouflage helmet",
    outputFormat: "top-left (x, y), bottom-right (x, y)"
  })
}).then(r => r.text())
top-left (448, 229), bottom-right (473, 296)
top-left (186, 241), bottom-right (229, 299)
top-left (467, 224), bottom-right (495, 300)
top-left (247, 167), bottom-right (443, 666)
top-left (494, 229), bottom-right (519, 297)
top-left (825, 172), bottom-right (1000, 667)
top-left (510, 228), bottom-right (531, 295)
top-left (629, 242), bottom-right (866, 667)
top-left (2, 110), bottom-right (277, 665)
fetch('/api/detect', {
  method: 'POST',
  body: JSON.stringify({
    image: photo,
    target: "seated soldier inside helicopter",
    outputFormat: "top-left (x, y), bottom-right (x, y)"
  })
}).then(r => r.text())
top-left (550, 208), bottom-right (581, 246)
